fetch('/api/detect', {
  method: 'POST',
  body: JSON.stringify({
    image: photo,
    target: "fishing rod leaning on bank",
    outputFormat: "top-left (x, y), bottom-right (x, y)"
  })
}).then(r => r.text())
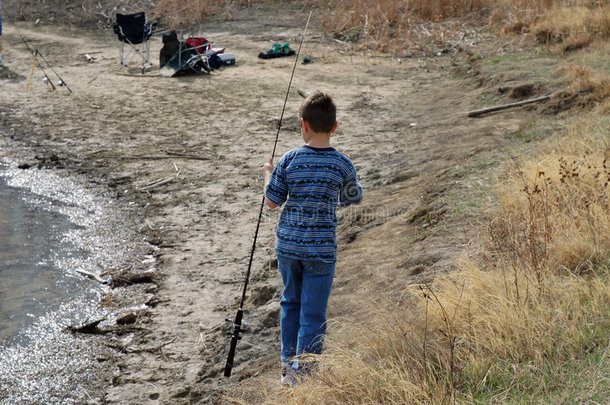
top-left (3, 1), bottom-right (72, 94)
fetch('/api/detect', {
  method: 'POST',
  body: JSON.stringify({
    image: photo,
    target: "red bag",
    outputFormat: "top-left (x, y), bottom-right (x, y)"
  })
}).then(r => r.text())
top-left (185, 37), bottom-right (211, 54)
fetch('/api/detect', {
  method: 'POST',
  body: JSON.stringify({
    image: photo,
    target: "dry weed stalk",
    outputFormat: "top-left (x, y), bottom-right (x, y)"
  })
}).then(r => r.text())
top-left (491, 119), bottom-right (610, 301)
top-left (152, 0), bottom-right (609, 55)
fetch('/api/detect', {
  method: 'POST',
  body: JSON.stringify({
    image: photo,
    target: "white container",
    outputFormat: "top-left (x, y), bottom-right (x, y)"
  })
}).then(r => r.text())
top-left (218, 53), bottom-right (236, 66)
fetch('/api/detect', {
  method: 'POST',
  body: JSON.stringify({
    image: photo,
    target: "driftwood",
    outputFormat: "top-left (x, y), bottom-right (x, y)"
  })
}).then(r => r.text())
top-left (75, 268), bottom-right (108, 284)
top-left (139, 164), bottom-right (181, 191)
top-left (104, 154), bottom-right (209, 161)
top-left (91, 149), bottom-right (209, 161)
top-left (67, 317), bottom-right (107, 334)
top-left (100, 265), bottom-right (132, 277)
top-left (297, 89), bottom-right (312, 98)
top-left (110, 272), bottom-right (155, 288)
top-left (116, 73), bottom-right (161, 78)
top-left (165, 151), bottom-right (211, 160)
top-left (139, 177), bottom-right (176, 191)
top-left (468, 95), bottom-right (551, 117)
top-left (116, 311), bottom-right (138, 325)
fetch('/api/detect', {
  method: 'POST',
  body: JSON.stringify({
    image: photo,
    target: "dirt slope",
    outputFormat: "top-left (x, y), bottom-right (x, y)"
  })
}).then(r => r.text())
top-left (0, 3), bottom-right (567, 404)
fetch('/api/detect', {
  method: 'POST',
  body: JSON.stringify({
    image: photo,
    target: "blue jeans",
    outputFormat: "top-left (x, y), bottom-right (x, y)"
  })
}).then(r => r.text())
top-left (278, 255), bottom-right (335, 370)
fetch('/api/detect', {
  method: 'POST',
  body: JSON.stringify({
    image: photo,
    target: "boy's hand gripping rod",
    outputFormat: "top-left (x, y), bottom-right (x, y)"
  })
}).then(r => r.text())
top-left (223, 9), bottom-right (313, 378)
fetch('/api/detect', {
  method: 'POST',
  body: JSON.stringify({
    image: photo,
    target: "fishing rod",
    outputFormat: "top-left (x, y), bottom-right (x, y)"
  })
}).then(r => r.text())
top-left (34, 49), bottom-right (71, 93)
top-left (8, 14), bottom-right (72, 94)
top-left (223, 9), bottom-right (313, 378)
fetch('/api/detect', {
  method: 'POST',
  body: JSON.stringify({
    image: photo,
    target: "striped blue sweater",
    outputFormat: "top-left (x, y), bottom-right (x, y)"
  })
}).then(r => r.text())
top-left (266, 145), bottom-right (363, 263)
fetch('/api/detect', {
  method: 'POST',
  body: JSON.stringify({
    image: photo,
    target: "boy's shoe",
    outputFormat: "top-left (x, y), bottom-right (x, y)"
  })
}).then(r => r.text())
top-left (280, 364), bottom-right (297, 387)
top-left (280, 373), bottom-right (296, 387)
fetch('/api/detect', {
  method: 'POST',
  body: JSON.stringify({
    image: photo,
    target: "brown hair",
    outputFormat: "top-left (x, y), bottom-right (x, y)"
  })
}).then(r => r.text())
top-left (299, 91), bottom-right (336, 133)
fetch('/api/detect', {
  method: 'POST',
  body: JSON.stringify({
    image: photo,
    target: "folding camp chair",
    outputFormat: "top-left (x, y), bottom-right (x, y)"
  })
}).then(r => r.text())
top-left (159, 30), bottom-right (219, 77)
top-left (113, 12), bottom-right (157, 70)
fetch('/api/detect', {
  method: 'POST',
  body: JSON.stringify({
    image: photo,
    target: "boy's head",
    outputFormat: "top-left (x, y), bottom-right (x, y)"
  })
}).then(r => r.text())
top-left (299, 91), bottom-right (337, 134)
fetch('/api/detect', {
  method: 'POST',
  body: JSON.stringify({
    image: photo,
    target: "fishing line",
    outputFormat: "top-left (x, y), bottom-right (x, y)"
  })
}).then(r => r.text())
top-left (223, 9), bottom-right (313, 378)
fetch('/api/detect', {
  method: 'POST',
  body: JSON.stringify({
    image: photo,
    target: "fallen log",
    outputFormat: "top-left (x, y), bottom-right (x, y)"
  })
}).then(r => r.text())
top-left (468, 95), bottom-right (551, 117)
top-left (110, 272), bottom-right (155, 288)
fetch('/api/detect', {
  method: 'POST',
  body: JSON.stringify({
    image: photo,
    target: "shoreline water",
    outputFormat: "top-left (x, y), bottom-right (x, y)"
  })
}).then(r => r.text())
top-left (0, 164), bottom-right (101, 345)
top-left (0, 157), bottom-right (154, 404)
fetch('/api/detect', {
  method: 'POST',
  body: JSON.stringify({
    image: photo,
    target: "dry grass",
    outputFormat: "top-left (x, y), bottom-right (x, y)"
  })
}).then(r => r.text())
top-left (316, 0), bottom-right (553, 53)
top-left (272, 267), bottom-right (609, 403)
top-left (153, 1), bottom-right (610, 55)
top-left (270, 117), bottom-right (610, 404)
top-left (491, 118), bottom-right (610, 284)
top-left (155, 0), bottom-right (251, 28)
top-left (554, 40), bottom-right (610, 108)
top-left (532, 4), bottom-right (610, 51)
top-left (315, 0), bottom-right (610, 54)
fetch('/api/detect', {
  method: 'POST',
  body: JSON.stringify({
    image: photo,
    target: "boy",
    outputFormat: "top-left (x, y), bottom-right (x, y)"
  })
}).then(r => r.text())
top-left (261, 91), bottom-right (363, 385)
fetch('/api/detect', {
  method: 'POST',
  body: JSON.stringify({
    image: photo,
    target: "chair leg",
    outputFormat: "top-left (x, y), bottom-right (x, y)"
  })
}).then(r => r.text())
top-left (119, 40), bottom-right (138, 67)
top-left (143, 39), bottom-right (150, 64)
top-left (119, 41), bottom-right (126, 65)
top-left (141, 39), bottom-right (152, 71)
top-left (119, 38), bottom-right (152, 70)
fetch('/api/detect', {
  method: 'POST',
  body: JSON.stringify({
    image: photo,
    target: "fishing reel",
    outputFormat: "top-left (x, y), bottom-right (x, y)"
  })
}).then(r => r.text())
top-left (41, 76), bottom-right (65, 90)
top-left (225, 316), bottom-right (248, 339)
top-left (41, 75), bottom-right (57, 91)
